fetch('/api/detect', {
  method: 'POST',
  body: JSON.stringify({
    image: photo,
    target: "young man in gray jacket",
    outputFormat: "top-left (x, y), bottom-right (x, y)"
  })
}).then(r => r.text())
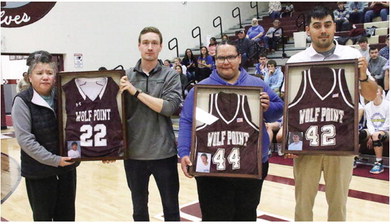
top-left (368, 46), bottom-right (388, 88)
top-left (120, 26), bottom-right (182, 221)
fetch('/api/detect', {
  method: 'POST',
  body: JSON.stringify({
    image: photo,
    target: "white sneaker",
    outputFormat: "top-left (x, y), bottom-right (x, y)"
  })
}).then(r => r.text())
top-left (276, 143), bottom-right (284, 156)
top-left (268, 143), bottom-right (274, 157)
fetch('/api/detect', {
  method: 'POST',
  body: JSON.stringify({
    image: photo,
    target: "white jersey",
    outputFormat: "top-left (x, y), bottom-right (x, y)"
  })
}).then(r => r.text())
top-left (196, 160), bottom-right (211, 173)
top-left (288, 141), bottom-right (303, 150)
top-left (364, 99), bottom-right (390, 134)
top-left (68, 149), bottom-right (81, 158)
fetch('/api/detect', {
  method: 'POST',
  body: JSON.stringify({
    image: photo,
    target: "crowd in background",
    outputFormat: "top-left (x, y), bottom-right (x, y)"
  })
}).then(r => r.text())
top-left (158, 1), bottom-right (390, 174)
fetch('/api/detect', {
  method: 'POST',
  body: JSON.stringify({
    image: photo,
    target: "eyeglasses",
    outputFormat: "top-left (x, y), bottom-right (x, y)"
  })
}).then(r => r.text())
top-left (215, 54), bottom-right (239, 63)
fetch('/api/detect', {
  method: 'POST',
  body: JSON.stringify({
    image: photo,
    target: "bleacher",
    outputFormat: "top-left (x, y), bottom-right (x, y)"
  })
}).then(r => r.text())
top-left (222, 2), bottom-right (340, 68)
top-left (336, 20), bottom-right (389, 48)
top-left (189, 1), bottom-right (388, 63)
top-left (244, 13), bottom-right (304, 40)
top-left (238, 2), bottom-right (388, 62)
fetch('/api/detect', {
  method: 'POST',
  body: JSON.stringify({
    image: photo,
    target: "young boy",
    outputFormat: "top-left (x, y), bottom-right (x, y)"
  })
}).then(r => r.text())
top-left (362, 85), bottom-right (389, 174)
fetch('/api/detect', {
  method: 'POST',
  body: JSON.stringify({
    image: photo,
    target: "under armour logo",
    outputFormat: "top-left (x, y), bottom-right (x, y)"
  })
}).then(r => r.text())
top-left (75, 102), bottom-right (82, 107)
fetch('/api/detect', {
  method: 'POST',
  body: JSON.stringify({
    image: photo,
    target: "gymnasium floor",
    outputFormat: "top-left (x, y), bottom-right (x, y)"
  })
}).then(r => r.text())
top-left (1, 122), bottom-right (389, 222)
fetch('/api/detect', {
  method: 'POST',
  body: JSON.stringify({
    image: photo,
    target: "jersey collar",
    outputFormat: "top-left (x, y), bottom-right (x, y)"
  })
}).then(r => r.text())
top-left (308, 40), bottom-right (341, 59)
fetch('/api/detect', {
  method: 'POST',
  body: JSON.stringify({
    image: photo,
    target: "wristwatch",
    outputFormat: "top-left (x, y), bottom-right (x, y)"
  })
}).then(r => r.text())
top-left (359, 75), bottom-right (369, 82)
top-left (134, 89), bottom-right (142, 98)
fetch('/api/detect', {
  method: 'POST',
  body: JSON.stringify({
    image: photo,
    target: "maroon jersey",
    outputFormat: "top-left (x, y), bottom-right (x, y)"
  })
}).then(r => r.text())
top-left (62, 77), bottom-right (123, 158)
top-left (195, 92), bottom-right (260, 175)
top-left (287, 67), bottom-right (354, 151)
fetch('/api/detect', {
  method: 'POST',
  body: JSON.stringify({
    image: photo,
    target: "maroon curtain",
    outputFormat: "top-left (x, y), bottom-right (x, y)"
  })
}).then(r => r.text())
top-left (52, 54), bottom-right (64, 72)
top-left (1, 85), bottom-right (7, 129)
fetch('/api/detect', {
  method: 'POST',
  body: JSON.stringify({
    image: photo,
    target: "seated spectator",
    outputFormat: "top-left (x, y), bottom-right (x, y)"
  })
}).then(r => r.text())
top-left (368, 46), bottom-right (388, 88)
top-left (254, 53), bottom-right (269, 79)
top-left (358, 36), bottom-right (370, 62)
top-left (182, 48), bottom-right (198, 82)
top-left (268, 1), bottom-right (281, 19)
top-left (172, 57), bottom-right (187, 75)
top-left (163, 59), bottom-right (172, 68)
top-left (275, 121), bottom-right (284, 156)
top-left (364, 2), bottom-right (389, 22)
top-left (266, 117), bottom-right (283, 156)
top-left (208, 37), bottom-right (218, 58)
top-left (334, 2), bottom-right (351, 31)
top-left (246, 18), bottom-right (265, 42)
top-left (362, 85), bottom-right (389, 174)
top-left (263, 19), bottom-right (282, 53)
top-left (235, 29), bottom-right (253, 68)
top-left (348, 1), bottom-right (365, 24)
top-left (264, 59), bottom-right (284, 96)
top-left (174, 65), bottom-right (189, 98)
top-left (281, 2), bottom-right (294, 17)
top-left (358, 100), bottom-right (367, 134)
top-left (384, 61), bottom-right (389, 92)
top-left (354, 100), bottom-right (367, 168)
top-left (16, 71), bottom-right (30, 93)
top-left (379, 35), bottom-right (389, 59)
top-left (196, 46), bottom-right (214, 81)
top-left (221, 34), bottom-right (229, 43)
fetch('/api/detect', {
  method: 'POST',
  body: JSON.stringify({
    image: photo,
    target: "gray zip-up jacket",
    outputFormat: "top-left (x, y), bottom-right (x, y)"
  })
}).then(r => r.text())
top-left (124, 59), bottom-right (182, 160)
top-left (368, 56), bottom-right (388, 80)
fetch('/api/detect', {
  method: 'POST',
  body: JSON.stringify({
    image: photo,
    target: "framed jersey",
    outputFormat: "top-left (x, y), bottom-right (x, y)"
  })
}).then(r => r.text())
top-left (282, 59), bottom-right (359, 155)
top-left (57, 70), bottom-right (127, 161)
top-left (189, 85), bottom-right (263, 179)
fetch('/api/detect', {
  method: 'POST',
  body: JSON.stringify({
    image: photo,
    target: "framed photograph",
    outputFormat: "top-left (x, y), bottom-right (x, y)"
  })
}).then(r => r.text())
top-left (189, 85), bottom-right (263, 179)
top-left (57, 70), bottom-right (127, 161)
top-left (282, 59), bottom-right (359, 155)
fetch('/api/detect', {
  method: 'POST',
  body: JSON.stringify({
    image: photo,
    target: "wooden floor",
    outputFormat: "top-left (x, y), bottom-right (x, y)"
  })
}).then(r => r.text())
top-left (1, 127), bottom-right (389, 222)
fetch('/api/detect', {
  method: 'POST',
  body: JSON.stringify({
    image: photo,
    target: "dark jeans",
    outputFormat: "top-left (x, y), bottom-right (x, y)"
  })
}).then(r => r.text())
top-left (349, 11), bottom-right (364, 24)
top-left (335, 20), bottom-right (351, 31)
top-left (195, 67), bottom-right (212, 82)
top-left (376, 77), bottom-right (385, 89)
top-left (25, 169), bottom-right (77, 221)
top-left (364, 8), bottom-right (389, 22)
top-left (263, 35), bottom-right (280, 50)
top-left (186, 71), bottom-right (196, 82)
top-left (195, 162), bottom-right (269, 221)
top-left (240, 53), bottom-right (249, 69)
top-left (124, 155), bottom-right (180, 221)
top-left (270, 11), bottom-right (281, 19)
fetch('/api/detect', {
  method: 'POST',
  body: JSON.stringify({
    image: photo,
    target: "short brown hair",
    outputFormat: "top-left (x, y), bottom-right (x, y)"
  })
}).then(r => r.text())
top-left (138, 26), bottom-right (163, 44)
top-left (267, 59), bottom-right (277, 67)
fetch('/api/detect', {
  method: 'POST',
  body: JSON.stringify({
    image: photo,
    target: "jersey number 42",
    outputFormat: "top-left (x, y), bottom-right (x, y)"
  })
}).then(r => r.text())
top-left (305, 124), bottom-right (336, 147)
